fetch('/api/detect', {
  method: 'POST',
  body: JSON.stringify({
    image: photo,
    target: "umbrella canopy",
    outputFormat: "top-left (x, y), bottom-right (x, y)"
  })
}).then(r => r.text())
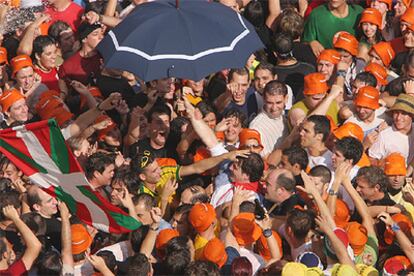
top-left (97, 0), bottom-right (264, 82)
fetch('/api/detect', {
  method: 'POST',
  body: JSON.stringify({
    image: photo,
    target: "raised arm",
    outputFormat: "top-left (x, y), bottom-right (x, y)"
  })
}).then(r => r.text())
top-left (17, 15), bottom-right (50, 55)
top-left (58, 202), bottom-right (74, 270)
top-left (3, 205), bottom-right (42, 271)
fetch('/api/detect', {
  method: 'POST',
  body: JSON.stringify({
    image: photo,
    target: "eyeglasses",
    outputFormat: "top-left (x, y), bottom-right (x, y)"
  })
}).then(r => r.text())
top-left (140, 150), bottom-right (151, 168)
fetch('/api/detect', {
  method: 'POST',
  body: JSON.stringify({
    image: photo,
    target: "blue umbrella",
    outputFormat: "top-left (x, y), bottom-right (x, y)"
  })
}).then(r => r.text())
top-left (97, 0), bottom-right (264, 82)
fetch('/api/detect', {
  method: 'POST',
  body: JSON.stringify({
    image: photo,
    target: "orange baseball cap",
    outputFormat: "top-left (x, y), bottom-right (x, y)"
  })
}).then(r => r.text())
top-left (201, 238), bottom-right (228, 268)
top-left (371, 42), bottom-right (395, 67)
top-left (155, 229), bottom-right (179, 250)
top-left (0, 89), bottom-right (25, 112)
top-left (71, 224), bottom-right (93, 255)
top-left (189, 203), bottom-right (216, 233)
top-left (317, 49), bottom-right (341, 65)
top-left (401, 8), bottom-right (414, 31)
top-left (333, 122), bottom-right (364, 142)
top-left (334, 199), bottom-right (350, 229)
top-left (365, 63), bottom-right (388, 85)
top-left (383, 256), bottom-right (411, 274)
top-left (345, 222), bottom-right (368, 256)
top-left (256, 230), bottom-right (283, 260)
top-left (0, 47), bottom-right (8, 64)
top-left (303, 73), bottom-right (329, 95)
top-left (384, 152), bottom-right (407, 176)
top-left (384, 214), bottom-right (412, 245)
top-left (54, 109), bottom-right (74, 126)
top-left (353, 86), bottom-right (380, 110)
top-left (333, 31), bottom-right (359, 56)
top-left (231, 212), bottom-right (262, 246)
top-left (238, 128), bottom-right (263, 150)
top-left (10, 54), bottom-right (33, 77)
top-left (360, 8), bottom-right (383, 29)
top-left (376, 0), bottom-right (392, 10)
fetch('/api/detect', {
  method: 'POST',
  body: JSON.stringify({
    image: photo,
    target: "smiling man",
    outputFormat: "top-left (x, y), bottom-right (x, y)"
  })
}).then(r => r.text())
top-left (249, 80), bottom-right (289, 156)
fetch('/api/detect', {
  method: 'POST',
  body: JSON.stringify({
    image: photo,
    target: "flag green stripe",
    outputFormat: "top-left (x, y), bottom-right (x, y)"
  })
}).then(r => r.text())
top-left (48, 120), bottom-right (70, 174)
top-left (109, 211), bottom-right (142, 230)
top-left (54, 186), bottom-right (78, 213)
top-left (0, 139), bottom-right (47, 173)
top-left (78, 186), bottom-right (141, 230)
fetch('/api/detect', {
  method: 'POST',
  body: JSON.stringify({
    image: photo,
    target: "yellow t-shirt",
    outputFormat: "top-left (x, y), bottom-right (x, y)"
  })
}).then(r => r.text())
top-left (288, 99), bottom-right (340, 128)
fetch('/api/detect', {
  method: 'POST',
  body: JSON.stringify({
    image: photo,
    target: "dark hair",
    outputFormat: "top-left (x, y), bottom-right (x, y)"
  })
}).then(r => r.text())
top-left (126, 253), bottom-right (151, 276)
top-left (147, 103), bottom-right (172, 123)
top-left (387, 77), bottom-right (410, 97)
top-left (32, 35), bottom-right (56, 63)
top-left (306, 115), bottom-right (331, 142)
top-left (231, 257), bottom-right (253, 276)
top-left (286, 209), bottom-right (313, 239)
top-left (354, 72), bottom-right (377, 88)
top-left (356, 24), bottom-right (383, 46)
top-left (238, 153), bottom-right (264, 182)
top-left (165, 236), bottom-right (192, 275)
top-left (85, 0), bottom-right (106, 14)
top-left (282, 146), bottom-right (309, 170)
top-left (130, 225), bottom-right (149, 253)
top-left (131, 151), bottom-right (156, 175)
top-left (132, 193), bottom-right (156, 210)
top-left (403, 50), bottom-right (414, 77)
top-left (20, 212), bottom-right (46, 236)
top-left (240, 201), bottom-right (255, 213)
top-left (83, 152), bottom-right (114, 180)
top-left (0, 191), bottom-right (21, 221)
top-left (254, 62), bottom-right (275, 75)
top-left (271, 32), bottom-right (293, 58)
top-left (273, 8), bottom-right (304, 40)
top-left (37, 251), bottom-right (62, 276)
top-left (243, 1), bottom-right (265, 28)
top-left (111, 168), bottom-right (141, 196)
top-left (223, 108), bottom-right (248, 128)
top-left (48, 20), bottom-right (71, 42)
top-left (96, 251), bottom-right (117, 273)
top-left (185, 260), bottom-right (220, 276)
top-left (334, 137), bottom-right (363, 165)
top-left (197, 101), bottom-right (217, 118)
top-left (263, 80), bottom-right (287, 97)
top-left (175, 204), bottom-right (193, 216)
top-left (309, 165), bottom-right (332, 185)
top-left (356, 166), bottom-right (389, 192)
top-left (228, 67), bottom-right (250, 82)
top-left (0, 178), bottom-right (12, 193)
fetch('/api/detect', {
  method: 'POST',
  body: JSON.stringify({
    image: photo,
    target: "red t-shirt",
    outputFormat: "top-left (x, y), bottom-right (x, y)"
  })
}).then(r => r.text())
top-left (58, 51), bottom-right (101, 85)
top-left (34, 67), bottom-right (60, 91)
top-left (46, 2), bottom-right (83, 31)
top-left (0, 259), bottom-right (27, 276)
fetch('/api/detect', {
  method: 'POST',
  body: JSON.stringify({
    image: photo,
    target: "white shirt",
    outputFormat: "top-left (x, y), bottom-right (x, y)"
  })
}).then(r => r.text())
top-left (97, 240), bottom-right (132, 262)
top-left (307, 149), bottom-right (333, 170)
top-left (369, 125), bottom-right (414, 164)
top-left (249, 112), bottom-right (289, 156)
top-left (345, 106), bottom-right (389, 137)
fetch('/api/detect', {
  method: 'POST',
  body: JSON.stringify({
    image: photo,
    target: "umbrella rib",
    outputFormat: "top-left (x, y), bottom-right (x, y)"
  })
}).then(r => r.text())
top-left (107, 13), bottom-right (251, 61)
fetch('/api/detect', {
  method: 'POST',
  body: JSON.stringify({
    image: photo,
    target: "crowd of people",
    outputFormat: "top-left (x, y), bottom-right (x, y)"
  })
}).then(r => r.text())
top-left (0, 0), bottom-right (414, 274)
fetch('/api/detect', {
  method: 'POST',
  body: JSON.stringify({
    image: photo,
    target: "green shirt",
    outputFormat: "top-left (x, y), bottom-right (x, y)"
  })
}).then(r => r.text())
top-left (303, 4), bottom-right (363, 48)
top-left (354, 235), bottom-right (378, 266)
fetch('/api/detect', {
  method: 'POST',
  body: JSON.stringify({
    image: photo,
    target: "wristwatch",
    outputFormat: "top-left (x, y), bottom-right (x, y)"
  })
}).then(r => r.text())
top-left (391, 223), bottom-right (401, 232)
top-left (263, 228), bottom-right (272, 238)
top-left (336, 70), bottom-right (347, 78)
top-left (328, 189), bottom-right (338, 196)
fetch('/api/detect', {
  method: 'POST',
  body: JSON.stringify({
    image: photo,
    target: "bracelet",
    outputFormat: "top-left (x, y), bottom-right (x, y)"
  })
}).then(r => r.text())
top-left (98, 14), bottom-right (103, 23)
top-left (149, 225), bottom-right (159, 231)
top-left (391, 223), bottom-right (401, 232)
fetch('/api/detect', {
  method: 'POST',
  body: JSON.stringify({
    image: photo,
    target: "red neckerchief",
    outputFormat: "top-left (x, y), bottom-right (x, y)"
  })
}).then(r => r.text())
top-left (233, 181), bottom-right (261, 194)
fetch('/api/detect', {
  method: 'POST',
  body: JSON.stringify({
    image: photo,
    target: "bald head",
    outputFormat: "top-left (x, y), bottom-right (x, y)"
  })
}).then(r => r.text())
top-left (267, 169), bottom-right (296, 191)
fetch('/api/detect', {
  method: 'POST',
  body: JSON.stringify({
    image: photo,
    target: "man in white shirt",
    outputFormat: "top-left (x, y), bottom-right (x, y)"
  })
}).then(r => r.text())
top-left (369, 94), bottom-right (414, 166)
top-left (300, 115), bottom-right (333, 169)
top-left (250, 80), bottom-right (289, 156)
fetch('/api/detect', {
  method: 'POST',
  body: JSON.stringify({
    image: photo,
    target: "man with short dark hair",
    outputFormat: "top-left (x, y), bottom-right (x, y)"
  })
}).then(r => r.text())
top-left (332, 137), bottom-right (364, 179)
top-left (84, 152), bottom-right (115, 201)
top-left (249, 80), bottom-right (289, 156)
top-left (279, 146), bottom-right (309, 186)
top-left (300, 115), bottom-right (333, 169)
top-left (126, 253), bottom-right (152, 276)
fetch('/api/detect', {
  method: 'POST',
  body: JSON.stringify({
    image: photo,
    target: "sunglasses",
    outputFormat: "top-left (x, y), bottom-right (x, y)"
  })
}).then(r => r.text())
top-left (242, 144), bottom-right (261, 150)
top-left (140, 150), bottom-right (151, 168)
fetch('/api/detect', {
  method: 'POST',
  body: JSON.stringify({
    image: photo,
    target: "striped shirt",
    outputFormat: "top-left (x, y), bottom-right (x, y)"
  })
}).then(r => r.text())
top-left (249, 112), bottom-right (289, 156)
